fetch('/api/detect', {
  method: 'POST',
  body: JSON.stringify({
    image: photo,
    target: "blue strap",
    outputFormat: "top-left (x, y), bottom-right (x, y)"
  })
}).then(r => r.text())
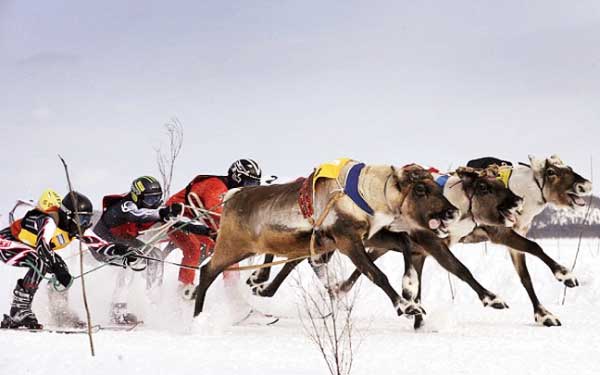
top-left (344, 163), bottom-right (375, 216)
top-left (435, 175), bottom-right (450, 188)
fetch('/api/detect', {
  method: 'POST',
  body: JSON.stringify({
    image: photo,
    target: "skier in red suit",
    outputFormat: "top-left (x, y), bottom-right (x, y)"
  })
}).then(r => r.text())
top-left (166, 159), bottom-right (262, 298)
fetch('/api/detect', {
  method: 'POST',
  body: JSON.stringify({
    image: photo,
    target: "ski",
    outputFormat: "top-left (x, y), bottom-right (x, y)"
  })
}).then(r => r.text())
top-left (98, 321), bottom-right (143, 332)
top-left (234, 309), bottom-right (279, 326)
top-left (0, 325), bottom-right (101, 334)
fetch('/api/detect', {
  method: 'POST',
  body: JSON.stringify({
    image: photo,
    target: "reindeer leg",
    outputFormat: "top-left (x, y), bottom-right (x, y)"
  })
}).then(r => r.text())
top-left (253, 251), bottom-right (338, 298)
top-left (193, 248), bottom-right (252, 317)
top-left (412, 253), bottom-right (428, 330)
top-left (412, 230), bottom-right (508, 310)
top-left (363, 230), bottom-right (417, 301)
top-left (337, 247), bottom-right (389, 295)
top-left (308, 251), bottom-right (335, 286)
top-left (251, 251), bottom-right (337, 298)
top-left (487, 227), bottom-right (579, 288)
top-left (508, 250), bottom-right (561, 327)
top-left (252, 258), bottom-right (305, 297)
top-left (337, 236), bottom-right (425, 317)
top-left (246, 254), bottom-right (274, 288)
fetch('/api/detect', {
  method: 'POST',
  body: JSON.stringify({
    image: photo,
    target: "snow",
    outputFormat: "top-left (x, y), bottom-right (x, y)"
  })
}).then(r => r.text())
top-left (1, 237), bottom-right (600, 375)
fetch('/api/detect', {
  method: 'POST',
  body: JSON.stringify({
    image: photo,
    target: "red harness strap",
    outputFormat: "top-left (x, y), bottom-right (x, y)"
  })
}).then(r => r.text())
top-left (297, 175), bottom-right (314, 219)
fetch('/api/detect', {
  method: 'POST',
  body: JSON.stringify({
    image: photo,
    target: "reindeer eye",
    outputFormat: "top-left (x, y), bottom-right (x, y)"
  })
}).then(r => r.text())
top-left (414, 183), bottom-right (427, 196)
top-left (476, 182), bottom-right (489, 194)
top-left (546, 169), bottom-right (557, 177)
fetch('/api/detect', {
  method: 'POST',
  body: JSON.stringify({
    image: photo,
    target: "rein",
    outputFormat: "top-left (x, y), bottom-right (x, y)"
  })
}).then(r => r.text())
top-left (187, 192), bottom-right (219, 230)
top-left (448, 177), bottom-right (478, 226)
top-left (465, 189), bottom-right (478, 227)
top-left (533, 165), bottom-right (548, 204)
top-left (138, 252), bottom-right (314, 272)
top-left (308, 191), bottom-right (345, 257)
top-left (521, 161), bottom-right (548, 204)
top-left (384, 166), bottom-right (417, 216)
top-left (383, 167), bottom-right (399, 214)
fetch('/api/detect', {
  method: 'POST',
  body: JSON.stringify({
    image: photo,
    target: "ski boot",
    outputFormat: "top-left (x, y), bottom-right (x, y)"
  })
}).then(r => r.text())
top-left (0, 280), bottom-right (43, 329)
top-left (110, 303), bottom-right (139, 325)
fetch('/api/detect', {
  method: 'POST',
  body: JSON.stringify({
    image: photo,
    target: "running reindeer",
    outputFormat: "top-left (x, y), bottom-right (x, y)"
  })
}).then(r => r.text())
top-left (457, 155), bottom-right (592, 326)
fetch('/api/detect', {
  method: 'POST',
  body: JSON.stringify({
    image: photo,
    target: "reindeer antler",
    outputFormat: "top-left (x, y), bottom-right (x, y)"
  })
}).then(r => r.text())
top-left (482, 164), bottom-right (500, 178)
top-left (399, 164), bottom-right (430, 183)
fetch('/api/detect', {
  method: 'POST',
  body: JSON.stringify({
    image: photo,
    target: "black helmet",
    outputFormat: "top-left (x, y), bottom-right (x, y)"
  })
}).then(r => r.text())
top-left (59, 191), bottom-right (94, 234)
top-left (130, 176), bottom-right (163, 208)
top-left (227, 159), bottom-right (262, 188)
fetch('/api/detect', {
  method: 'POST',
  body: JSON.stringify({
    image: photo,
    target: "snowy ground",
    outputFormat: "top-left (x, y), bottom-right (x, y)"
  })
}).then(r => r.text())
top-left (1, 236), bottom-right (599, 375)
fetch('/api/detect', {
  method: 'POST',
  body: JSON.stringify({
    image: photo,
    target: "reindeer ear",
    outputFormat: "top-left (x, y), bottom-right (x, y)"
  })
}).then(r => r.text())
top-left (400, 164), bottom-right (429, 184)
top-left (455, 166), bottom-right (479, 186)
top-left (528, 155), bottom-right (545, 175)
top-left (549, 154), bottom-right (564, 166)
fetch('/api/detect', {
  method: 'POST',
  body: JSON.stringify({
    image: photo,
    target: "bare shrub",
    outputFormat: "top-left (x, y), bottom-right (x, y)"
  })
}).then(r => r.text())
top-left (156, 118), bottom-right (184, 198)
top-left (293, 256), bottom-right (362, 375)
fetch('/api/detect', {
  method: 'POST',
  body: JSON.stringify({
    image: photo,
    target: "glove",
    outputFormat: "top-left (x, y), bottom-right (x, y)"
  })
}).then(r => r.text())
top-left (177, 221), bottom-right (211, 236)
top-left (126, 252), bottom-right (147, 272)
top-left (51, 256), bottom-right (73, 288)
top-left (110, 244), bottom-right (146, 271)
top-left (159, 203), bottom-right (184, 221)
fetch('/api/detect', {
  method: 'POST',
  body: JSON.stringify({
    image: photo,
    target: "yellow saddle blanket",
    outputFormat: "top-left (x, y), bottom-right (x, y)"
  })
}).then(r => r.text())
top-left (497, 165), bottom-right (512, 188)
top-left (313, 158), bottom-right (351, 189)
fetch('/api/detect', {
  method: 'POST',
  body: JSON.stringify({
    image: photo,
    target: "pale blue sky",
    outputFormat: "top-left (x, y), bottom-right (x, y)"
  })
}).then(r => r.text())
top-left (1, 0), bottom-right (599, 213)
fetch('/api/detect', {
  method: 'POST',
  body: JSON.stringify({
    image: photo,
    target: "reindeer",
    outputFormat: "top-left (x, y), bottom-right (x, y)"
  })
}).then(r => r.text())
top-left (455, 155), bottom-right (592, 326)
top-left (248, 165), bottom-right (524, 316)
top-left (193, 162), bottom-right (460, 318)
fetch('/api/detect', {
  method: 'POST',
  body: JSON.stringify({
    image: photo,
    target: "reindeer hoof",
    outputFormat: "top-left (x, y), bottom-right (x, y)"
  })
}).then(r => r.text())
top-left (396, 300), bottom-right (426, 316)
top-left (413, 315), bottom-right (425, 330)
top-left (405, 304), bottom-right (426, 316)
top-left (564, 278), bottom-right (579, 288)
top-left (251, 284), bottom-right (265, 296)
top-left (246, 271), bottom-right (266, 287)
top-left (555, 269), bottom-right (579, 288)
top-left (482, 294), bottom-right (509, 309)
top-left (535, 311), bottom-right (562, 327)
top-left (251, 284), bottom-right (274, 298)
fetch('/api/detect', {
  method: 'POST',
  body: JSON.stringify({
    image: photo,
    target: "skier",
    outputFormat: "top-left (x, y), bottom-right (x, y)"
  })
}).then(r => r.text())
top-left (93, 176), bottom-right (209, 323)
top-left (166, 159), bottom-right (262, 299)
top-left (0, 191), bottom-right (140, 329)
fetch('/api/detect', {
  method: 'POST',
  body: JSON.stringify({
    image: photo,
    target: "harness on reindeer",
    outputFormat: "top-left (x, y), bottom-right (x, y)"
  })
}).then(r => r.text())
top-left (298, 158), bottom-right (382, 257)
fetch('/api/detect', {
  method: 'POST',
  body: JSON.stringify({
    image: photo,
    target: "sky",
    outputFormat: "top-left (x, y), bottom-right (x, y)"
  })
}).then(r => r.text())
top-left (1, 0), bottom-right (599, 213)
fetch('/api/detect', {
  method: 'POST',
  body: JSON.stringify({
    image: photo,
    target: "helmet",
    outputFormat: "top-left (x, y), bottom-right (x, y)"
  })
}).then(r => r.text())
top-left (227, 159), bottom-right (262, 188)
top-left (37, 189), bottom-right (62, 213)
top-left (130, 176), bottom-right (163, 208)
top-left (59, 191), bottom-right (94, 234)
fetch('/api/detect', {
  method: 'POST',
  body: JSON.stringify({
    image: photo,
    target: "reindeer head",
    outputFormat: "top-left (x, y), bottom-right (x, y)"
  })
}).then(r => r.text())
top-left (455, 166), bottom-right (523, 228)
top-left (392, 164), bottom-right (459, 238)
top-left (528, 155), bottom-right (592, 209)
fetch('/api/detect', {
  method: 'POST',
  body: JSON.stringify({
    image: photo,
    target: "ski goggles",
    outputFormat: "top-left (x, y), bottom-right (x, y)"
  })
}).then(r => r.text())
top-left (241, 178), bottom-right (261, 187)
top-left (142, 193), bottom-right (163, 208)
top-left (72, 213), bottom-right (93, 228)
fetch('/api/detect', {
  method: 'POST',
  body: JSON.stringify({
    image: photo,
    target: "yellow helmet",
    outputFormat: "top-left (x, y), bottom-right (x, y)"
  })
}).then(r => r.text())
top-left (38, 189), bottom-right (62, 212)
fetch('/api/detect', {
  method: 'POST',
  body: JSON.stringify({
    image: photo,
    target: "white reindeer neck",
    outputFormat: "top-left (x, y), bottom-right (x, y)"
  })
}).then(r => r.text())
top-left (506, 163), bottom-right (548, 226)
top-left (428, 172), bottom-right (478, 241)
